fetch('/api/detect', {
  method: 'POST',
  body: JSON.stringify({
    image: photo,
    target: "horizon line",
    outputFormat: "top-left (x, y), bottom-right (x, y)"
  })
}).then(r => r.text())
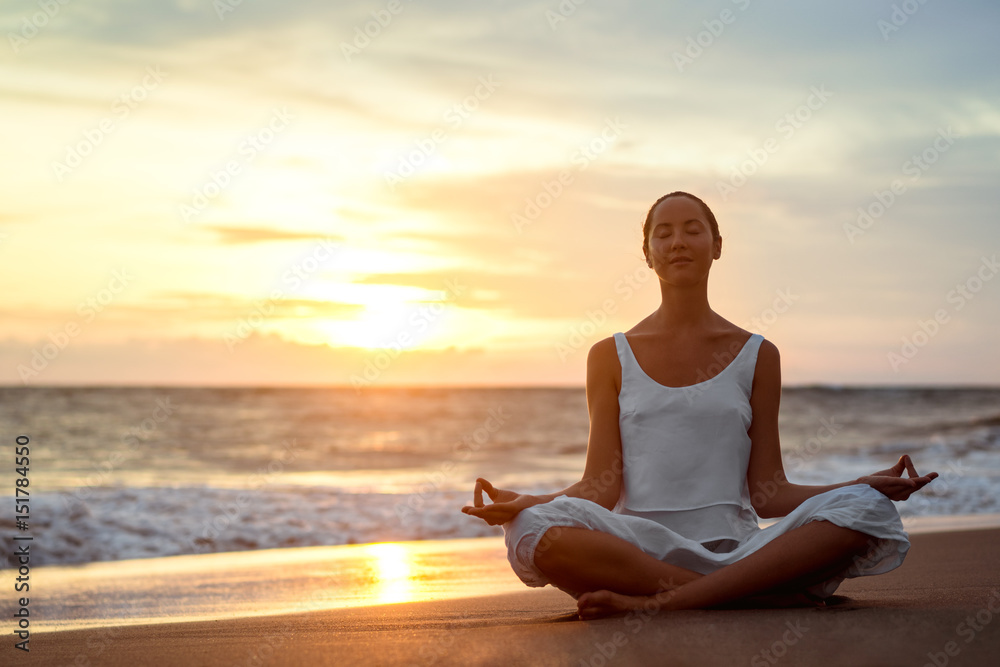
top-left (4, 382), bottom-right (1000, 391)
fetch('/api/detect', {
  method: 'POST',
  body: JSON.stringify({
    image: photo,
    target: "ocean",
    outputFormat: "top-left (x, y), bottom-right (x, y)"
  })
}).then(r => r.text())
top-left (1, 386), bottom-right (998, 567)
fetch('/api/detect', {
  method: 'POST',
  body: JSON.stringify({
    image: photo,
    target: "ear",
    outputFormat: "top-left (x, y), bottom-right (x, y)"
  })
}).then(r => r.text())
top-left (713, 235), bottom-right (722, 260)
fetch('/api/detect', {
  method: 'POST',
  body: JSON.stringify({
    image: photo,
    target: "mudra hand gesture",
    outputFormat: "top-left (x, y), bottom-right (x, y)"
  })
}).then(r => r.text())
top-left (460, 478), bottom-right (539, 526)
top-left (857, 454), bottom-right (938, 501)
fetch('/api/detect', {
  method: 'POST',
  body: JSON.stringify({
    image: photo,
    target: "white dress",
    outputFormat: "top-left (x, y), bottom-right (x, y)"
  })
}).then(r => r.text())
top-left (502, 332), bottom-right (910, 600)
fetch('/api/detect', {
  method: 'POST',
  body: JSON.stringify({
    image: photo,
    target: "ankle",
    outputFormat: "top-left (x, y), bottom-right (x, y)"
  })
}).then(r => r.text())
top-left (646, 587), bottom-right (679, 612)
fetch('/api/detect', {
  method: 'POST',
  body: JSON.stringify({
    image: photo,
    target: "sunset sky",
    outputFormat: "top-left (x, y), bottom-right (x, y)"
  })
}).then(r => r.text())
top-left (2, 0), bottom-right (998, 387)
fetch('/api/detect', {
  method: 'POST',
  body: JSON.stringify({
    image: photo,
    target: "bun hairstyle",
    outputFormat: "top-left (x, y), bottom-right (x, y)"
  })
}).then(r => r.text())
top-left (642, 192), bottom-right (721, 263)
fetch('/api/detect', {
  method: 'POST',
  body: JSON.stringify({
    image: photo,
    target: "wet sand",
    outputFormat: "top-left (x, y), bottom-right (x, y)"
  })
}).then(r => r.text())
top-left (17, 527), bottom-right (1000, 666)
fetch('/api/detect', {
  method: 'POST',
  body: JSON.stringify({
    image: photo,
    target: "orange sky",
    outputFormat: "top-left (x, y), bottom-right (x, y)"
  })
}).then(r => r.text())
top-left (2, 1), bottom-right (998, 386)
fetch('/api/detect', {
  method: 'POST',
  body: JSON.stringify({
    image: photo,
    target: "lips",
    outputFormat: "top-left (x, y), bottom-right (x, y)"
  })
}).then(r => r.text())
top-left (669, 256), bottom-right (693, 264)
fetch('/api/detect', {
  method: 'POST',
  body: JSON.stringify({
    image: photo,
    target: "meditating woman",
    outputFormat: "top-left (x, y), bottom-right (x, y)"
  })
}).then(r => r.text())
top-left (461, 191), bottom-right (938, 620)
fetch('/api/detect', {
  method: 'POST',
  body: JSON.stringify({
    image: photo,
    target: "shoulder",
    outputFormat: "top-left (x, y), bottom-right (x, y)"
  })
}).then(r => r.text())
top-left (708, 320), bottom-right (762, 361)
top-left (755, 337), bottom-right (779, 366)
top-left (587, 335), bottom-right (620, 371)
top-left (710, 316), bottom-right (774, 358)
top-left (750, 336), bottom-right (781, 394)
top-left (587, 335), bottom-right (622, 390)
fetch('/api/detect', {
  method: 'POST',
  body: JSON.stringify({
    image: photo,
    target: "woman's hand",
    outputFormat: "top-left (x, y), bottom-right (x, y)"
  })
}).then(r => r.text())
top-left (460, 478), bottom-right (540, 526)
top-left (857, 454), bottom-right (939, 501)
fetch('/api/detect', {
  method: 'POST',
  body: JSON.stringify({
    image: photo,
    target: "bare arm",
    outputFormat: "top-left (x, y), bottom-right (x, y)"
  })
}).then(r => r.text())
top-left (746, 340), bottom-right (938, 518)
top-left (745, 340), bottom-right (853, 518)
top-left (461, 337), bottom-right (624, 525)
top-left (534, 336), bottom-right (624, 511)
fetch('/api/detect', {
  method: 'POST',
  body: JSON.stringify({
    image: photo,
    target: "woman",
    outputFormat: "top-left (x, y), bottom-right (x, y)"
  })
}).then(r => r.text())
top-left (461, 191), bottom-right (937, 620)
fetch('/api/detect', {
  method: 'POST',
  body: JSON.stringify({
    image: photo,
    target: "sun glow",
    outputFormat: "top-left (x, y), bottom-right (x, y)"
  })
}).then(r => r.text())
top-left (363, 542), bottom-right (416, 605)
top-left (298, 281), bottom-right (457, 349)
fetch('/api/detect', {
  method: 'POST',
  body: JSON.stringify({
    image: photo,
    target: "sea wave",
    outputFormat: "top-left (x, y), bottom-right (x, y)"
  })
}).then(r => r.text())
top-left (3, 468), bottom-right (998, 567)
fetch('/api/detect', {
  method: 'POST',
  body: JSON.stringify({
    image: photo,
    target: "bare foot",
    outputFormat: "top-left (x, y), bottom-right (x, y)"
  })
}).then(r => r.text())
top-left (576, 589), bottom-right (675, 620)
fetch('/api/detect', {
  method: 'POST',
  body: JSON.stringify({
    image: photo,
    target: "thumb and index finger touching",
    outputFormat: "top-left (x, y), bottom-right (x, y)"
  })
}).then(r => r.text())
top-left (462, 477), bottom-right (497, 516)
top-left (898, 454), bottom-right (940, 482)
top-left (892, 454), bottom-right (939, 488)
top-left (474, 477), bottom-right (497, 507)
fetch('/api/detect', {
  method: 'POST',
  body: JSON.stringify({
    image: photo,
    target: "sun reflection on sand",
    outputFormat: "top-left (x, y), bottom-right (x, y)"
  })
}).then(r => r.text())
top-left (363, 542), bottom-right (416, 605)
top-left (29, 537), bottom-right (528, 632)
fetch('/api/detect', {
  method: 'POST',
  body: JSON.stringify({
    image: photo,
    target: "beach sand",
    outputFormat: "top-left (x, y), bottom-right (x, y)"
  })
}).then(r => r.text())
top-left (16, 526), bottom-right (1000, 666)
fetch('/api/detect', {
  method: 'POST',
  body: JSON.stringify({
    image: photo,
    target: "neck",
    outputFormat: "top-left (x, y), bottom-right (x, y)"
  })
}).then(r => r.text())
top-left (649, 282), bottom-right (717, 334)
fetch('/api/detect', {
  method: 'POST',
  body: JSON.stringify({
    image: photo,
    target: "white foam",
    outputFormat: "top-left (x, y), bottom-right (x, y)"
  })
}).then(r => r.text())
top-left (0, 486), bottom-right (505, 566)
top-left (3, 480), bottom-right (1000, 567)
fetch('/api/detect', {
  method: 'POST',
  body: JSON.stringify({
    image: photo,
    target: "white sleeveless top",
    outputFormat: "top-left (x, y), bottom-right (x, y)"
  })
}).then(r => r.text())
top-left (611, 331), bottom-right (764, 545)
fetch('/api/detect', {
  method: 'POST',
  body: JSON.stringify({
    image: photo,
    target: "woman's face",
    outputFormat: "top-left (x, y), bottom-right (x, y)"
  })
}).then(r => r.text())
top-left (645, 196), bottom-right (722, 285)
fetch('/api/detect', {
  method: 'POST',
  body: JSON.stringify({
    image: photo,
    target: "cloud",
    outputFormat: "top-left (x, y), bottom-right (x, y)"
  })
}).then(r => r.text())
top-left (202, 226), bottom-right (346, 245)
top-left (2, 0), bottom-right (998, 386)
top-left (0, 293), bottom-right (365, 331)
top-left (0, 334), bottom-right (585, 388)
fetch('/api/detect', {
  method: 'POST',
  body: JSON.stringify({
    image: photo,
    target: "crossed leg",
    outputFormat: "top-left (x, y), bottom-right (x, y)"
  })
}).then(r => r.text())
top-left (532, 524), bottom-right (704, 596)
top-left (532, 519), bottom-right (873, 620)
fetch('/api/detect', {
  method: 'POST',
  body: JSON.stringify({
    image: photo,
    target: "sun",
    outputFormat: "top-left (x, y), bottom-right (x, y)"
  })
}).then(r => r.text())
top-left (306, 282), bottom-right (455, 350)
